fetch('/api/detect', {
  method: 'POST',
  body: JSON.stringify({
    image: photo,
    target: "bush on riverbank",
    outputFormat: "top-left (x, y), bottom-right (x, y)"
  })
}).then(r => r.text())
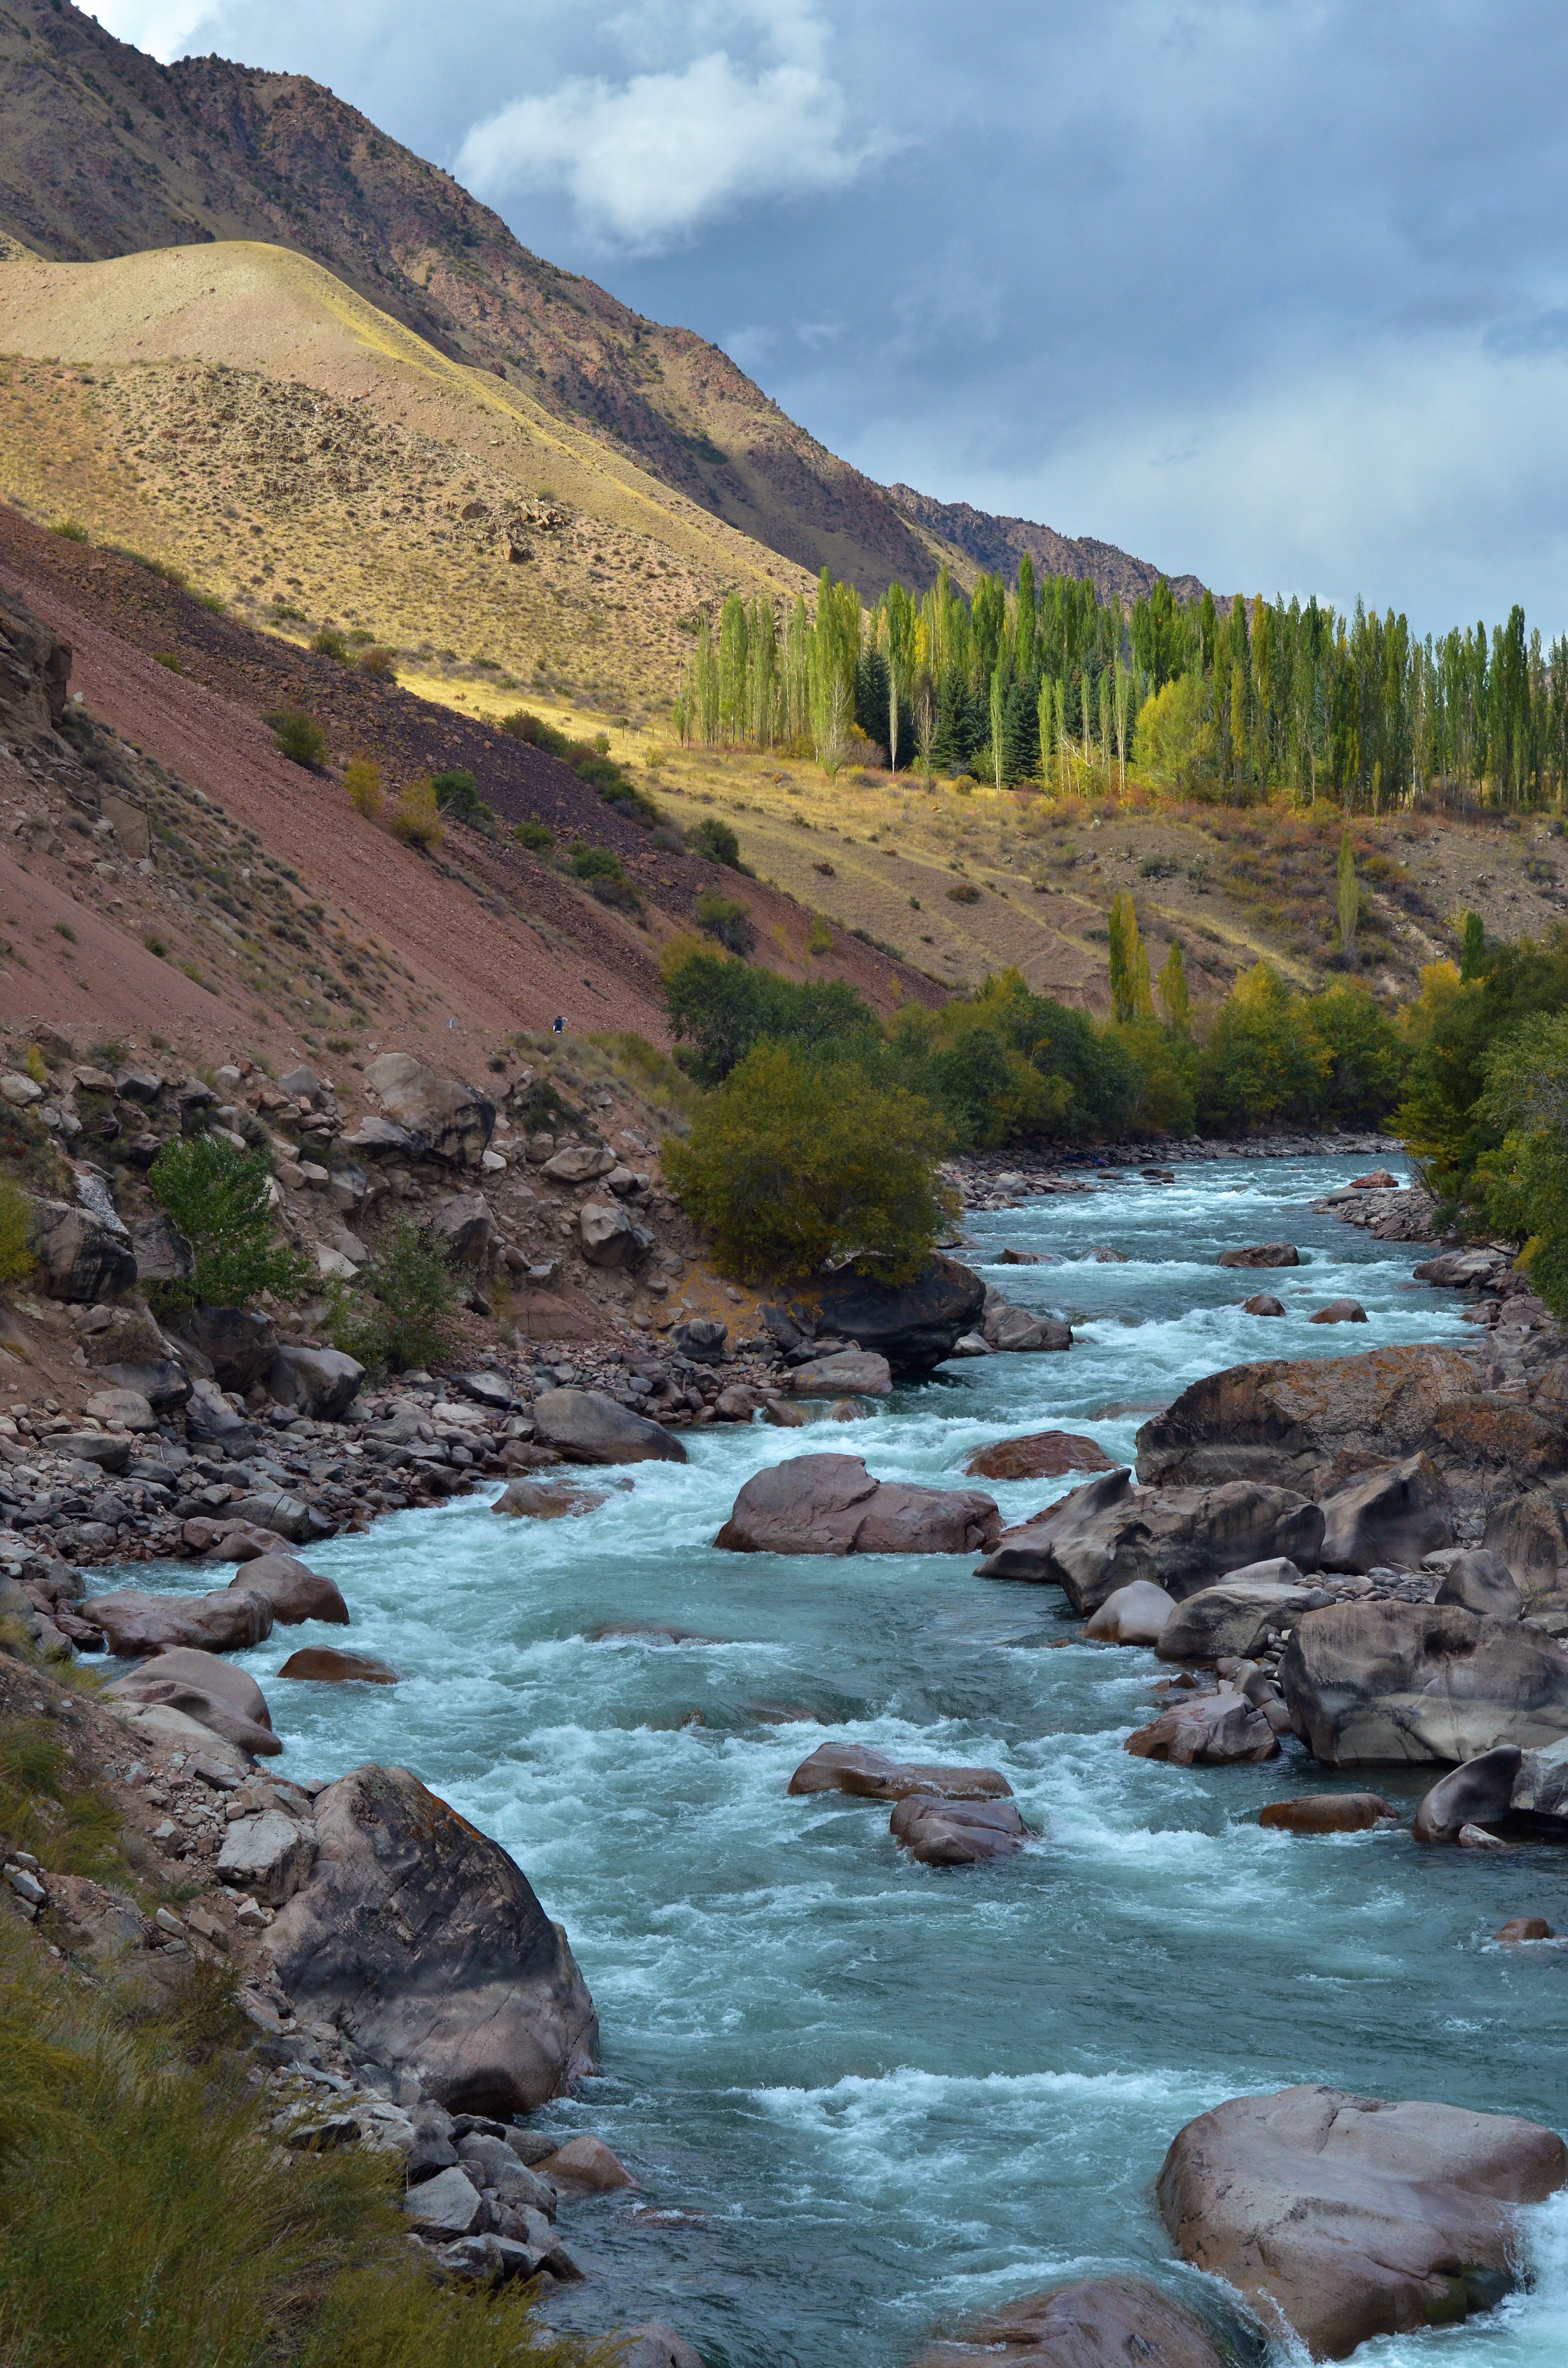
top-left (149, 1134), bottom-right (308, 1310)
top-left (327, 1219), bottom-right (462, 1374)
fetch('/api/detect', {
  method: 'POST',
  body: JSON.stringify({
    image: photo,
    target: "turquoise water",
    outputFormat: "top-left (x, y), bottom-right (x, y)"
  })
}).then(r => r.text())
top-left (92, 1159), bottom-right (1568, 2366)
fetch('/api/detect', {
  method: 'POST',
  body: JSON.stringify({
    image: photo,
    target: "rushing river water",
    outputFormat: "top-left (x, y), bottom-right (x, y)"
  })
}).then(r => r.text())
top-left (92, 1158), bottom-right (1568, 2367)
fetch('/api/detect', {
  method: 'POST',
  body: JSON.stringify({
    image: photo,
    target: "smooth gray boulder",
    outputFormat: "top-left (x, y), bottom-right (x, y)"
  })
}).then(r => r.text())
top-left (218, 1806), bottom-right (317, 1902)
top-left (616, 2327), bottom-right (705, 2368)
top-left (977, 1473), bottom-right (1324, 1613)
top-left (889, 1794), bottom-right (1027, 1864)
top-left (1125, 1692), bottom-right (1279, 1764)
top-left (1482, 1489), bottom-right (1568, 1597)
top-left (364, 1052), bottom-right (494, 1166)
top-left (107, 1648), bottom-right (280, 1759)
top-left (1510, 1734), bottom-right (1568, 1822)
top-left (1157, 1566), bottom-right (1334, 1663)
top-left (980, 1289), bottom-right (1073, 1353)
top-left (1084, 1580), bottom-right (1177, 1644)
top-left (29, 1198), bottom-right (136, 1301)
top-left (1279, 1600), bottom-right (1568, 1764)
top-left (1413, 1748), bottom-right (1522, 1844)
top-left (808, 1252), bottom-right (987, 1374)
top-left (100, 1356), bottom-right (192, 1413)
top-left (1318, 1454), bottom-right (1453, 1573)
top-left (716, 1454), bottom-right (999, 1556)
top-left (182, 1307), bottom-right (278, 1393)
top-left (1135, 1345), bottom-right (1479, 1491)
top-left (403, 2166), bottom-right (485, 2237)
top-left (910, 2277), bottom-right (1230, 2368)
top-left (264, 1763), bottom-right (598, 2114)
top-left (1158, 2084), bottom-right (1568, 2359)
top-left (1435, 1550), bottom-right (1522, 1621)
top-left (56, 1430), bottom-right (131, 1473)
top-left (576, 1199), bottom-right (635, 1267)
top-left (429, 1192), bottom-right (494, 1269)
top-left (784, 1350), bottom-right (893, 1397)
top-left (267, 1345), bottom-right (364, 1420)
top-left (533, 1387), bottom-right (686, 1466)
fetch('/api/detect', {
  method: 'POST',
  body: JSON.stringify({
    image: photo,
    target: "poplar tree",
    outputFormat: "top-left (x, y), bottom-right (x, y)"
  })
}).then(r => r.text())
top-left (1460, 911), bottom-right (1486, 981)
top-left (1157, 940), bottom-right (1191, 1031)
top-left (1336, 830), bottom-right (1360, 961)
top-left (1108, 891), bottom-right (1142, 1024)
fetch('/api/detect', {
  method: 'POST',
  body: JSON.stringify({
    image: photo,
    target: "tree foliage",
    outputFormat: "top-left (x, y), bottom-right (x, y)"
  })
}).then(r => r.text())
top-left (328, 1220), bottom-right (461, 1373)
top-left (149, 1134), bottom-right (306, 1308)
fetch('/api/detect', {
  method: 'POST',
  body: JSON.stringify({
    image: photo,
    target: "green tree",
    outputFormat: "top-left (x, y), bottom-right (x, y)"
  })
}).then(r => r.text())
top-left (1196, 964), bottom-right (1330, 1133)
top-left (685, 817), bottom-right (745, 868)
top-left (150, 1134), bottom-right (307, 1308)
top-left (1107, 891), bottom-right (1143, 1024)
top-left (664, 950), bottom-right (877, 1085)
top-left (694, 888), bottom-right (756, 954)
top-left (328, 1219), bottom-right (460, 1373)
top-left (1133, 671), bottom-right (1215, 793)
top-left (1305, 981), bottom-right (1406, 1124)
top-left (1336, 830), bottom-right (1360, 960)
top-left (1460, 910), bottom-right (1486, 981)
top-left (267, 709), bottom-right (328, 768)
top-left (1477, 1011), bottom-right (1568, 1318)
top-left (663, 1041), bottom-right (954, 1283)
top-left (1157, 939), bottom-right (1191, 1032)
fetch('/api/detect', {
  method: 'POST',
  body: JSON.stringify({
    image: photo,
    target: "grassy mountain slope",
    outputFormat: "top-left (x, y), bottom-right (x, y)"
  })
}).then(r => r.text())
top-left (0, 0), bottom-right (1191, 607)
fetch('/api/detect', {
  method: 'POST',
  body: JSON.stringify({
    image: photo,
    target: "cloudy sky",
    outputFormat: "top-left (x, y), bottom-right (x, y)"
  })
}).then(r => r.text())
top-left (97, 0), bottom-right (1568, 634)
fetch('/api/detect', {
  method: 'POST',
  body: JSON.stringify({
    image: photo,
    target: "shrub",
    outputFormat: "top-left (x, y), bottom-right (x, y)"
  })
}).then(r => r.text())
top-left (664, 1041), bottom-right (955, 1282)
top-left (431, 770), bottom-right (494, 830)
top-left (388, 779), bottom-right (443, 850)
top-left (694, 888), bottom-right (755, 954)
top-left (329, 1220), bottom-right (460, 1372)
top-left (807, 914), bottom-right (833, 956)
top-left (686, 816), bottom-right (743, 868)
top-left (0, 1177), bottom-right (34, 1289)
top-left (946, 881), bottom-right (981, 904)
top-left (53, 922), bottom-right (75, 944)
top-left (310, 627), bottom-right (349, 660)
top-left (664, 949), bottom-right (877, 1085)
top-left (267, 708), bottom-right (328, 768)
top-left (512, 820), bottom-right (554, 852)
top-left (342, 756), bottom-right (383, 819)
top-left (569, 842), bottom-right (623, 882)
top-left (149, 1133), bottom-right (308, 1308)
top-left (49, 518), bottom-right (89, 543)
top-left (143, 930), bottom-right (169, 958)
top-left (153, 652), bottom-right (182, 674)
top-left (23, 1045), bottom-right (46, 1085)
top-left (358, 645), bottom-right (397, 680)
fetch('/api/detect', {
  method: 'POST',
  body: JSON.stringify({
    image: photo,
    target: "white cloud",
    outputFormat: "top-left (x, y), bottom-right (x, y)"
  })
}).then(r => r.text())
top-left (456, 13), bottom-right (876, 249)
top-left (93, 0), bottom-right (219, 57)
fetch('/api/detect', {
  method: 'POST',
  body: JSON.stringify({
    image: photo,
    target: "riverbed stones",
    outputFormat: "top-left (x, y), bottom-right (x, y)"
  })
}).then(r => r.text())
top-left (278, 1647), bottom-right (398, 1683)
top-left (1135, 1346), bottom-right (1482, 1492)
top-left (532, 1387), bottom-right (686, 1466)
top-left (1413, 1748), bottom-right (1522, 1844)
top-left (1279, 1601), bottom-right (1568, 1764)
top-left (538, 2134), bottom-right (636, 2191)
top-left (1125, 1692), bottom-right (1279, 1764)
top-left (490, 1478), bottom-right (609, 1518)
top-left (1084, 1580), bottom-right (1177, 1644)
top-left (107, 1649), bottom-right (281, 1758)
top-left (1243, 1292), bottom-right (1287, 1316)
top-left (1156, 1565), bottom-right (1332, 1662)
top-left (909, 2276), bottom-right (1232, 2368)
top-left (805, 1253), bottom-right (987, 1374)
top-left (890, 1793), bottom-right (1028, 1864)
top-left (1319, 1455), bottom-right (1453, 1573)
top-left (1259, 1793), bottom-right (1399, 1833)
top-left (787, 1742), bottom-right (1013, 1801)
top-left (785, 1349), bottom-right (893, 1397)
top-left (108, 1699), bottom-right (250, 1774)
top-left (616, 2328), bottom-right (705, 2368)
top-left (264, 1763), bottom-right (598, 2114)
top-left (980, 1295), bottom-right (1072, 1353)
top-left (977, 1470), bottom-right (1324, 1613)
top-left (1434, 1551), bottom-right (1523, 1620)
top-left (218, 1806), bottom-right (317, 1904)
top-left (227, 1554), bottom-right (349, 1625)
top-left (1217, 1243), bottom-right (1300, 1269)
top-left (717, 1454), bottom-right (1000, 1555)
top-left (403, 2165), bottom-right (485, 2237)
top-left (965, 1431), bottom-right (1115, 1482)
top-left (1156, 2084), bottom-right (1568, 2359)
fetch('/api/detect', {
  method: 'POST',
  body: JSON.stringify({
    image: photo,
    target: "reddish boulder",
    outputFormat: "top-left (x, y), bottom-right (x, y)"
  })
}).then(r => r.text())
top-left (788, 1742), bottom-right (1012, 1801)
top-left (1259, 1794), bottom-right (1399, 1834)
top-left (964, 1431), bottom-right (1116, 1481)
top-left (890, 1794), bottom-right (1027, 1864)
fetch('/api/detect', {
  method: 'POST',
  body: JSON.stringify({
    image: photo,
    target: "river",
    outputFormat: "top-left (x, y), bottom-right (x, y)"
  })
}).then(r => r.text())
top-left (95, 1156), bottom-right (1568, 2367)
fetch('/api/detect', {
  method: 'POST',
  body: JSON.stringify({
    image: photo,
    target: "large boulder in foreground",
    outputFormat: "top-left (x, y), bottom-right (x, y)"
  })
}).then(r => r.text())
top-left (533, 1387), bottom-right (686, 1466)
top-left (1319, 1455), bottom-right (1453, 1573)
top-left (976, 1469), bottom-right (1323, 1614)
top-left (965, 1431), bottom-right (1116, 1482)
top-left (1483, 1489), bottom-right (1568, 1598)
top-left (715, 1454), bottom-right (999, 1555)
top-left (91, 1583), bottom-right (274, 1657)
top-left (1279, 1600), bottom-right (1568, 1764)
top-left (909, 2276), bottom-right (1230, 2368)
top-left (268, 1345), bottom-right (364, 1420)
top-left (1125, 1692), bottom-right (1279, 1764)
top-left (1413, 1747), bottom-right (1521, 1843)
top-left (105, 1648), bottom-right (281, 1759)
top-left (890, 1794), bottom-right (1027, 1864)
top-left (265, 1764), bottom-right (597, 2114)
top-left (225, 1554), bottom-right (349, 1626)
top-left (364, 1051), bottom-right (495, 1166)
top-left (1135, 1346), bottom-right (1481, 1493)
top-left (1157, 2084), bottom-right (1568, 2358)
top-left (804, 1253), bottom-right (986, 1374)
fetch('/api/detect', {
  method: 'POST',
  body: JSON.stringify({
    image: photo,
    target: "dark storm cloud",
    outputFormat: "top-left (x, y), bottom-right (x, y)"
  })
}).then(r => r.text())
top-left (100, 0), bottom-right (1568, 630)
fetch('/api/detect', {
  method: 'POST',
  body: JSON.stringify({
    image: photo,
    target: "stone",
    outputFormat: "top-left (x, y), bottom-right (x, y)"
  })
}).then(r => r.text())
top-left (107, 1649), bottom-right (281, 1759)
top-left (91, 1585), bottom-right (275, 1657)
top-left (264, 1764), bottom-right (598, 2114)
top-left (403, 2166), bottom-right (485, 2237)
top-left (491, 1479), bottom-right (608, 1519)
top-left (107, 1701), bottom-right (251, 1774)
top-left (1157, 2084), bottom-right (1568, 2359)
top-left (0, 1071), bottom-right (42, 1105)
top-left (541, 1144), bottom-right (616, 1184)
top-left (364, 1053), bottom-right (495, 1166)
top-left (279, 1647), bottom-right (398, 1683)
top-left (977, 1473), bottom-right (1324, 1614)
top-left (1495, 1918), bottom-right (1554, 1941)
top-left (1243, 1293), bottom-right (1287, 1316)
top-left (532, 1387), bottom-right (686, 1466)
top-left (182, 1308), bottom-right (279, 1393)
top-left (615, 2327), bottom-right (705, 2368)
top-left (539, 2134), bottom-right (636, 2191)
top-left (981, 1301), bottom-right (1073, 1353)
top-left (1482, 1490), bottom-right (1568, 1596)
top-left (1279, 1600), bottom-right (1568, 1764)
top-left (226, 1491), bottom-right (321, 1546)
top-left (1311, 1298), bottom-right (1369, 1324)
top-left (429, 1193), bottom-right (494, 1270)
top-left (1457, 1821), bottom-right (1510, 1850)
top-left (228, 1554), bottom-right (349, 1625)
top-left (577, 1199), bottom-right (635, 1266)
top-left (185, 1376), bottom-right (253, 1446)
top-left (84, 1387), bottom-right (156, 1430)
top-left (1259, 1793), bottom-right (1399, 1833)
top-left (1156, 1566), bottom-right (1333, 1662)
top-left (713, 1383), bottom-right (763, 1422)
top-left (1083, 1581), bottom-right (1177, 1644)
top-left (784, 1350), bottom-right (894, 1397)
top-left (217, 1808), bottom-right (317, 1904)
top-left (909, 2276), bottom-right (1229, 2368)
top-left (29, 1198), bottom-right (136, 1302)
top-left (267, 1345), bottom-right (365, 1420)
top-left (1217, 1243), bottom-right (1300, 1268)
top-left (671, 1317), bottom-right (727, 1363)
top-left (452, 1370), bottom-right (512, 1411)
top-left (715, 1454), bottom-right (999, 1556)
top-left (1125, 1692), bottom-right (1279, 1764)
top-left (130, 1212), bottom-right (192, 1284)
top-left (890, 1794), bottom-right (1028, 1863)
top-left (787, 1742), bottom-right (1012, 1800)
top-left (56, 1429), bottom-right (131, 1473)
top-left (806, 1253), bottom-right (987, 1374)
top-left (1435, 1550), bottom-right (1523, 1621)
top-left (965, 1431), bottom-right (1116, 1482)
top-left (1135, 1345), bottom-right (1482, 1492)
top-left (342, 1116), bottom-right (419, 1157)
top-left (1413, 1748), bottom-right (1522, 1844)
top-left (100, 1357), bottom-right (191, 1414)
top-left (1508, 1734), bottom-right (1568, 1822)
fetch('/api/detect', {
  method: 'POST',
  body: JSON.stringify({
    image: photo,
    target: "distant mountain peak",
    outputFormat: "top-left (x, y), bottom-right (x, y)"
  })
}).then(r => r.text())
top-left (885, 485), bottom-right (1206, 607)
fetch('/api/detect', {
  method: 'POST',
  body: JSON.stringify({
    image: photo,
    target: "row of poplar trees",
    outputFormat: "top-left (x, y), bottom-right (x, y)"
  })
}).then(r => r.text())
top-left (673, 561), bottom-right (1568, 812)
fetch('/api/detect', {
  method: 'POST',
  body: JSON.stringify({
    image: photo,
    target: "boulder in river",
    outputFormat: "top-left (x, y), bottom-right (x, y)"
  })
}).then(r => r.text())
top-left (1243, 1292), bottom-right (1287, 1316)
top-left (1084, 1580), bottom-right (1177, 1644)
top-left (716, 1454), bottom-right (1000, 1556)
top-left (1318, 1455), bottom-right (1453, 1573)
top-left (787, 1742), bottom-right (1012, 1801)
top-left (1495, 1918), bottom-right (1555, 1942)
top-left (226, 1554), bottom-right (349, 1626)
top-left (1279, 1600), bottom-right (1568, 1764)
top-left (91, 1583), bottom-right (275, 1657)
top-left (979, 1291), bottom-right (1073, 1353)
top-left (1125, 1692), bottom-right (1279, 1764)
top-left (784, 1350), bottom-right (893, 1397)
top-left (804, 1253), bottom-right (986, 1374)
top-left (1259, 1793), bottom-right (1399, 1833)
top-left (977, 1472), bottom-right (1324, 1614)
top-left (890, 1793), bottom-right (1027, 1864)
top-left (106, 1648), bottom-right (281, 1758)
top-left (491, 1479), bottom-right (609, 1519)
top-left (1413, 1747), bottom-right (1522, 1844)
top-left (1434, 1550), bottom-right (1522, 1621)
top-left (1135, 1345), bottom-right (1480, 1493)
top-left (1509, 1734), bottom-right (1568, 1823)
top-left (1310, 1298), bottom-right (1368, 1324)
top-left (909, 2276), bottom-right (1232, 2368)
top-left (1217, 1242), bottom-right (1300, 1268)
top-left (265, 1763), bottom-right (598, 2114)
top-left (279, 1647), bottom-right (398, 1683)
top-left (965, 1431), bottom-right (1115, 1482)
top-left (533, 1387), bottom-right (686, 1466)
top-left (1156, 1564), bottom-right (1333, 1662)
top-left (1157, 2083), bottom-right (1568, 2359)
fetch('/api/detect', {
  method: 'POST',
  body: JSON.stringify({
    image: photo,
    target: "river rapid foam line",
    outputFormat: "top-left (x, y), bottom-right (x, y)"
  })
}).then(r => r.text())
top-left (90, 1157), bottom-right (1568, 2366)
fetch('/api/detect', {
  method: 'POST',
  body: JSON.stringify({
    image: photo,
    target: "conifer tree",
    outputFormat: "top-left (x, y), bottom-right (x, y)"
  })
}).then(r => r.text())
top-left (1460, 910), bottom-right (1486, 981)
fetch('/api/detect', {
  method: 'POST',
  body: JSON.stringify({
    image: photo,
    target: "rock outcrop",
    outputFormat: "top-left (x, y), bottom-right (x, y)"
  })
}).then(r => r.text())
top-left (265, 1763), bottom-right (598, 2114)
top-left (716, 1455), bottom-right (1000, 1555)
top-left (267, 1345), bottom-right (365, 1420)
top-left (91, 1582), bottom-right (275, 1657)
top-left (805, 1254), bottom-right (986, 1373)
top-left (784, 1349), bottom-right (893, 1397)
top-left (1434, 1550), bottom-right (1523, 1621)
top-left (363, 1053), bottom-right (495, 1166)
top-left (1135, 1346), bottom-right (1482, 1492)
top-left (1157, 2084), bottom-right (1567, 2358)
top-left (1217, 1243), bottom-right (1300, 1268)
top-left (1318, 1455), bottom-right (1453, 1573)
top-left (29, 1197), bottom-right (137, 1302)
top-left (976, 1470), bottom-right (1324, 1614)
top-left (1280, 1601), bottom-right (1568, 1764)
